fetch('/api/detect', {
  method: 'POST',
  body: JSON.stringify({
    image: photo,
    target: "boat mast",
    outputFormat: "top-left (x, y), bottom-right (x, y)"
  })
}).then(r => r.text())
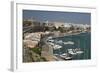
top-left (78, 39), bottom-right (80, 49)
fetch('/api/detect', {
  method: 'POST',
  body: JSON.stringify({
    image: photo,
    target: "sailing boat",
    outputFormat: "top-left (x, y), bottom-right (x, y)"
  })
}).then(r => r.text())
top-left (75, 40), bottom-right (83, 54)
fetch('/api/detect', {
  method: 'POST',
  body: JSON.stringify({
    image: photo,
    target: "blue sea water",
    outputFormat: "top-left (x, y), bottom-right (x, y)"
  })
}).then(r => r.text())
top-left (53, 32), bottom-right (91, 60)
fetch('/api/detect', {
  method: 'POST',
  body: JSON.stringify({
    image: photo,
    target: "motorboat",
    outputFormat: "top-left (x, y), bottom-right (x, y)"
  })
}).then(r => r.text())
top-left (60, 53), bottom-right (72, 60)
top-left (48, 42), bottom-right (54, 46)
top-left (55, 40), bottom-right (63, 44)
top-left (75, 48), bottom-right (84, 54)
top-left (75, 40), bottom-right (84, 54)
top-left (53, 44), bottom-right (62, 50)
top-left (58, 40), bottom-right (63, 43)
top-left (63, 41), bottom-right (74, 45)
top-left (48, 39), bottom-right (54, 42)
top-left (68, 49), bottom-right (77, 55)
top-left (76, 51), bottom-right (83, 54)
top-left (54, 53), bottom-right (59, 56)
top-left (47, 36), bottom-right (52, 40)
top-left (68, 48), bottom-right (83, 55)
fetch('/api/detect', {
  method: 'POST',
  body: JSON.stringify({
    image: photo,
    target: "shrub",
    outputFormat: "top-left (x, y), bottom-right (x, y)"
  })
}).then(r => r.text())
top-left (41, 57), bottom-right (47, 61)
top-left (31, 47), bottom-right (42, 55)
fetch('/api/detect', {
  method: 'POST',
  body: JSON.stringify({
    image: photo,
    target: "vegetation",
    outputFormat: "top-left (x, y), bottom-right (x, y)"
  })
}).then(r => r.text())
top-left (58, 27), bottom-right (66, 33)
top-left (29, 47), bottom-right (47, 62)
top-left (23, 20), bottom-right (32, 27)
top-left (31, 47), bottom-right (42, 55)
top-left (69, 25), bottom-right (74, 30)
top-left (44, 26), bottom-right (49, 31)
top-left (40, 57), bottom-right (47, 61)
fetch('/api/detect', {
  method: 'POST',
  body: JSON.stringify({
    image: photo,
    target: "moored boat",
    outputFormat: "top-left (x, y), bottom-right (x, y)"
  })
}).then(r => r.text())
top-left (68, 48), bottom-right (83, 55)
top-left (63, 41), bottom-right (74, 45)
top-left (60, 52), bottom-right (72, 60)
top-left (68, 49), bottom-right (77, 55)
top-left (53, 44), bottom-right (62, 50)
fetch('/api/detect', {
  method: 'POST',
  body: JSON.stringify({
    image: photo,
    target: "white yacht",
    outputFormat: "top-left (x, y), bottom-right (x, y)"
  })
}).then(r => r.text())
top-left (48, 42), bottom-right (54, 46)
top-left (68, 48), bottom-right (83, 55)
top-left (75, 48), bottom-right (84, 54)
top-left (47, 36), bottom-right (52, 40)
top-left (63, 41), bottom-right (74, 45)
top-left (68, 49), bottom-right (77, 55)
top-left (53, 44), bottom-right (62, 50)
top-left (60, 53), bottom-right (72, 60)
top-left (58, 40), bottom-right (63, 43)
top-left (48, 39), bottom-right (54, 42)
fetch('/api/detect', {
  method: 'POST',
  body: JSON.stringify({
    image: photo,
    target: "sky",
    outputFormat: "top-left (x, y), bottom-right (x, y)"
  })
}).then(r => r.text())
top-left (23, 10), bottom-right (91, 24)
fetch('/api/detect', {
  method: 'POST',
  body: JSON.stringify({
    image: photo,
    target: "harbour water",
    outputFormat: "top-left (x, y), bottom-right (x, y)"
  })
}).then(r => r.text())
top-left (53, 32), bottom-right (91, 60)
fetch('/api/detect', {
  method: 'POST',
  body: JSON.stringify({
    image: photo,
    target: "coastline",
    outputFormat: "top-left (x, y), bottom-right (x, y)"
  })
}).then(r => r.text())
top-left (51, 31), bottom-right (90, 39)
